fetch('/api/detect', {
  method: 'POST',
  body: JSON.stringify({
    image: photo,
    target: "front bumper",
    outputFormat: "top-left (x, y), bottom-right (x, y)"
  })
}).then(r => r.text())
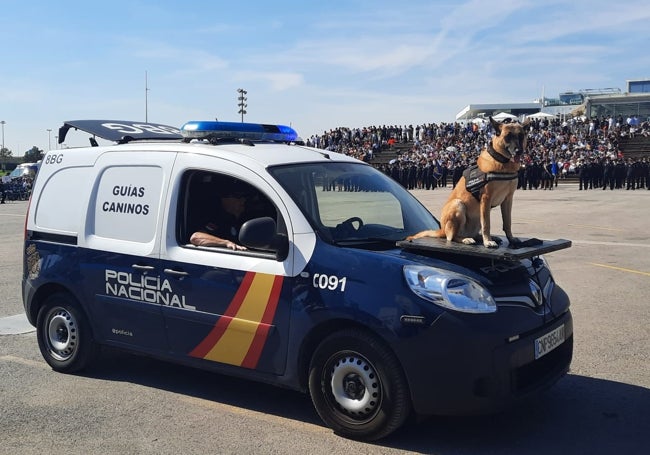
top-left (398, 303), bottom-right (573, 416)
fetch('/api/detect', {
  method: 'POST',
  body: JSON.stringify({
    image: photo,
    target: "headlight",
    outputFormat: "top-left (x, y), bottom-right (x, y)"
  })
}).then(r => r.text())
top-left (403, 265), bottom-right (496, 313)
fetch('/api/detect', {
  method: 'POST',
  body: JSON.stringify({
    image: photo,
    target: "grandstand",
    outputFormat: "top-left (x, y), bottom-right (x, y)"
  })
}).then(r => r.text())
top-left (310, 80), bottom-right (650, 175)
top-left (369, 142), bottom-right (413, 165)
top-left (366, 120), bottom-right (650, 169)
top-left (619, 135), bottom-right (650, 159)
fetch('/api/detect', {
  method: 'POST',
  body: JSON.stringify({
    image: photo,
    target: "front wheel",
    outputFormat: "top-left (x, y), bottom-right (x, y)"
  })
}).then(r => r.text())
top-left (36, 293), bottom-right (97, 373)
top-left (308, 329), bottom-right (411, 441)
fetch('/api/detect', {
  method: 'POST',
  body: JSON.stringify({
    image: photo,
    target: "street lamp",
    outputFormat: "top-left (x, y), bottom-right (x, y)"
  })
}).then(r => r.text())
top-left (237, 88), bottom-right (247, 122)
top-left (47, 129), bottom-right (52, 151)
top-left (145, 70), bottom-right (150, 122)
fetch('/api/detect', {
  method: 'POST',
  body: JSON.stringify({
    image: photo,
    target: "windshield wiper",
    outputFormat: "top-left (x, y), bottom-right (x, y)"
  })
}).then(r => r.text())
top-left (332, 237), bottom-right (400, 247)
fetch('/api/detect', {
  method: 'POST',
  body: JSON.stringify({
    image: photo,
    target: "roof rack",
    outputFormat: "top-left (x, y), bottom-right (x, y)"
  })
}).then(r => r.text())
top-left (181, 121), bottom-right (299, 143)
top-left (58, 120), bottom-right (183, 145)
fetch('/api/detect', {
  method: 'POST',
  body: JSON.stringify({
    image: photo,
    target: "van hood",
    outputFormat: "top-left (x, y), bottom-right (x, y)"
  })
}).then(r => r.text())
top-left (395, 236), bottom-right (571, 287)
top-left (396, 237), bottom-right (571, 263)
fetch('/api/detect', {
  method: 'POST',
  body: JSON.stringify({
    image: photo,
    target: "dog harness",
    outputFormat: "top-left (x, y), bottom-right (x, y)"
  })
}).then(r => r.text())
top-left (463, 164), bottom-right (519, 202)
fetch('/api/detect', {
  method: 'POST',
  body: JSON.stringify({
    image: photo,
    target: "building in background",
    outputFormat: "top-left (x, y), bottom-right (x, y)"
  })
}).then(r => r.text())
top-left (627, 79), bottom-right (650, 93)
top-left (455, 79), bottom-right (650, 122)
top-left (455, 102), bottom-right (542, 122)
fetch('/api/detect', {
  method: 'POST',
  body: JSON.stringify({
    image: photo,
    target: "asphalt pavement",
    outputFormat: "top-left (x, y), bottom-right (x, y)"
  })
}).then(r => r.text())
top-left (1, 184), bottom-right (649, 454)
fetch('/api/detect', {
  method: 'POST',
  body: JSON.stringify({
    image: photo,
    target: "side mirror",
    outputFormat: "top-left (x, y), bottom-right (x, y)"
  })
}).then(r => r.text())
top-left (239, 217), bottom-right (289, 261)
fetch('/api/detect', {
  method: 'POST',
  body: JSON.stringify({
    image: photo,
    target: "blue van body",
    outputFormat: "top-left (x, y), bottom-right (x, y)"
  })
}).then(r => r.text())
top-left (22, 120), bottom-right (573, 440)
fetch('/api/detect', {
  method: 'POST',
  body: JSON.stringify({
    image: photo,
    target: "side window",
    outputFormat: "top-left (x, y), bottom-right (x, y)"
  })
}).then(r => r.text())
top-left (178, 170), bottom-right (283, 251)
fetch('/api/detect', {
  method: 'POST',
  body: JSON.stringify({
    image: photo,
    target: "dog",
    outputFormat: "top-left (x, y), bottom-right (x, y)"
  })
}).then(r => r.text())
top-left (407, 117), bottom-right (530, 248)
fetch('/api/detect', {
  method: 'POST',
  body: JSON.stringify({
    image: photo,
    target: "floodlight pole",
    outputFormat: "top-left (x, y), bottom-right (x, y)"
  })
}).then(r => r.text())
top-left (237, 88), bottom-right (247, 122)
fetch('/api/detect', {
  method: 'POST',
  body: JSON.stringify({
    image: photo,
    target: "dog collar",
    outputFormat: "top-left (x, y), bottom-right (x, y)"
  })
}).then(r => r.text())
top-left (487, 143), bottom-right (512, 164)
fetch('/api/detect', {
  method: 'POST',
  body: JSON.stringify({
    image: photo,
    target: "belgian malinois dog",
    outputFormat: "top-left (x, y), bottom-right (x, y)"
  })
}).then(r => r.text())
top-left (407, 117), bottom-right (530, 248)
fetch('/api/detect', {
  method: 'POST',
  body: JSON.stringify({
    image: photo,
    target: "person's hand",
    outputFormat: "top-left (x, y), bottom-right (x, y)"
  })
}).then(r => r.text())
top-left (225, 241), bottom-right (247, 251)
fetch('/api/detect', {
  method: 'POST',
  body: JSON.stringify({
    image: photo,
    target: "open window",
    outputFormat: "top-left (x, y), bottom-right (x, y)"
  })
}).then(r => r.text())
top-left (176, 170), bottom-right (286, 256)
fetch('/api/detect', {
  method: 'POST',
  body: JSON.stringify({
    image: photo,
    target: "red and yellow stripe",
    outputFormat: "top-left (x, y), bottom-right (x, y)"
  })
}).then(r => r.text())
top-left (189, 272), bottom-right (284, 369)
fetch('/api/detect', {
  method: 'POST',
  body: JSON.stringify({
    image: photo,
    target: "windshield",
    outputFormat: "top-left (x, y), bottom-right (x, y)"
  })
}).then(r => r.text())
top-left (269, 162), bottom-right (439, 244)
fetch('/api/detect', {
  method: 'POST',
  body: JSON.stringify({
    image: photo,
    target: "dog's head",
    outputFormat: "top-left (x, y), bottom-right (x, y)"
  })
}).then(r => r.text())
top-left (489, 117), bottom-right (531, 162)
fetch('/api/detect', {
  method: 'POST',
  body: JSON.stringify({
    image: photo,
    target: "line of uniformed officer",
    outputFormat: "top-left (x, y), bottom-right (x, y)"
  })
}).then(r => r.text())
top-left (576, 157), bottom-right (649, 190)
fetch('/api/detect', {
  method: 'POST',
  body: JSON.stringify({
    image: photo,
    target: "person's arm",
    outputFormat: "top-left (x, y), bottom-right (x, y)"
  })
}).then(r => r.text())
top-left (189, 231), bottom-right (246, 251)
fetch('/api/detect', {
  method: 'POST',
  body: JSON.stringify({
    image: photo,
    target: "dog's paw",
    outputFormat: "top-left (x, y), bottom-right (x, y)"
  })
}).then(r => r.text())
top-left (462, 238), bottom-right (476, 245)
top-left (484, 240), bottom-right (499, 248)
top-left (508, 237), bottom-right (521, 247)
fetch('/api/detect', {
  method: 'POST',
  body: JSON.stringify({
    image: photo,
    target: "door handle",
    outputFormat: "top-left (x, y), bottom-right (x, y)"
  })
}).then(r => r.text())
top-left (163, 268), bottom-right (189, 277)
top-left (132, 264), bottom-right (155, 271)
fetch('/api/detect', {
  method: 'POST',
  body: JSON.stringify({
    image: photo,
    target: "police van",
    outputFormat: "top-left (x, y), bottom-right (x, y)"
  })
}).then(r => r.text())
top-left (23, 120), bottom-right (573, 440)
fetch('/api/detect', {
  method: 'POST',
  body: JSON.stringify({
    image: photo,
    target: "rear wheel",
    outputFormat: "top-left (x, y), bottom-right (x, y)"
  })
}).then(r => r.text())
top-left (36, 293), bottom-right (97, 373)
top-left (308, 329), bottom-right (411, 441)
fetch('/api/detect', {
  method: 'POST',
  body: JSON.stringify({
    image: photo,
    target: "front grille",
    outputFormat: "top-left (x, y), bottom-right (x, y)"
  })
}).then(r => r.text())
top-left (512, 334), bottom-right (573, 394)
top-left (494, 277), bottom-right (554, 313)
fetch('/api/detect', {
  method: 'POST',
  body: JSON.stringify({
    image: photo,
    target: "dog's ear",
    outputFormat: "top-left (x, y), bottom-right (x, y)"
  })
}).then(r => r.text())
top-left (490, 116), bottom-right (502, 136)
top-left (522, 118), bottom-right (532, 131)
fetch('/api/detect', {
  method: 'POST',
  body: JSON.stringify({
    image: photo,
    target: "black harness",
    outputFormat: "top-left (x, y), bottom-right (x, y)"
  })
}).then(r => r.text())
top-left (463, 164), bottom-right (519, 201)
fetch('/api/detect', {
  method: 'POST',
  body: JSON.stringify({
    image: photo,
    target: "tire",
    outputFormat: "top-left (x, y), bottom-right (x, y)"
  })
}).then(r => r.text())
top-left (308, 329), bottom-right (411, 441)
top-left (36, 293), bottom-right (97, 373)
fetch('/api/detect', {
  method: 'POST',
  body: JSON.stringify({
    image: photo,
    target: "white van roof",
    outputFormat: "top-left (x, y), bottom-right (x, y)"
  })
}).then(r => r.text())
top-left (54, 119), bottom-right (362, 168)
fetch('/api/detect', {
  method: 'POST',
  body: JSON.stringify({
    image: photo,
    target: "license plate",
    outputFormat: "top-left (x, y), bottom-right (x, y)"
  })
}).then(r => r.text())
top-left (534, 324), bottom-right (565, 360)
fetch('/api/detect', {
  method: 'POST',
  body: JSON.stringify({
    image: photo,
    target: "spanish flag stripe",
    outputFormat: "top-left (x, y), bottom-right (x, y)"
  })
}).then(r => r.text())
top-left (241, 324), bottom-right (271, 369)
top-left (261, 275), bottom-right (284, 324)
top-left (224, 271), bottom-right (257, 317)
top-left (188, 272), bottom-right (255, 358)
top-left (241, 275), bottom-right (284, 368)
top-left (202, 273), bottom-right (276, 364)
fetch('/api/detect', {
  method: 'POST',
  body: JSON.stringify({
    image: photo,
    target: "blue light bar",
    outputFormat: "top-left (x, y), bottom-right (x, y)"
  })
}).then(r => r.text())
top-left (181, 121), bottom-right (299, 142)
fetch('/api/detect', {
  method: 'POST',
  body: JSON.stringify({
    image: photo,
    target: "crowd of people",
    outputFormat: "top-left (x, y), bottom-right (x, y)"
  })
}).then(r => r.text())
top-left (305, 114), bottom-right (650, 191)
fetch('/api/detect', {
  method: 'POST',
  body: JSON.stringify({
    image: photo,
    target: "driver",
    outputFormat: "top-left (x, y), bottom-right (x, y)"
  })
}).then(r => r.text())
top-left (190, 183), bottom-right (249, 251)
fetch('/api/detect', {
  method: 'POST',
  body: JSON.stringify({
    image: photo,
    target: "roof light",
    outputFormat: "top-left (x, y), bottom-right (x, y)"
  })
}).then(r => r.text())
top-left (181, 121), bottom-right (298, 142)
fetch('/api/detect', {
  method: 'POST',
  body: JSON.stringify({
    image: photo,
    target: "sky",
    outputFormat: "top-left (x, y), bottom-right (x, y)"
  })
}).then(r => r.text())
top-left (1, 0), bottom-right (649, 154)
